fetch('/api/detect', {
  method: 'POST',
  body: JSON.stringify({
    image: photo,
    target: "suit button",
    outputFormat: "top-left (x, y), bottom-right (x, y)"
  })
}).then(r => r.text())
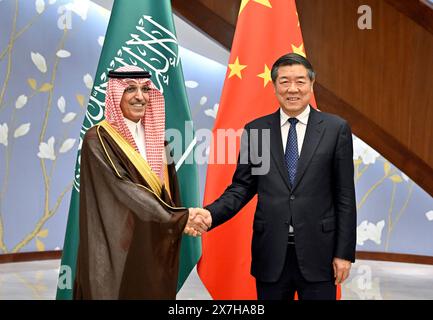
top-left (290, 195), bottom-right (295, 200)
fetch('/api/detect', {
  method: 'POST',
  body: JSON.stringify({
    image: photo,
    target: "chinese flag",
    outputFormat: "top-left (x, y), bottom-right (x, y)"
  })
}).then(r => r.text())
top-left (197, 0), bottom-right (340, 300)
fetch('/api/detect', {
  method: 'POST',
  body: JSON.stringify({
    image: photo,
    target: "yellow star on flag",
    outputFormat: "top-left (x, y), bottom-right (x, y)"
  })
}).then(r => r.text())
top-left (292, 43), bottom-right (306, 57)
top-left (228, 57), bottom-right (247, 79)
top-left (257, 64), bottom-right (272, 87)
top-left (239, 0), bottom-right (272, 15)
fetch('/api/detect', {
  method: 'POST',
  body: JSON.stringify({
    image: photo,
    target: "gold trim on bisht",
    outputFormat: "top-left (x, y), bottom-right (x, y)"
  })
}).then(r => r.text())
top-left (97, 120), bottom-right (163, 195)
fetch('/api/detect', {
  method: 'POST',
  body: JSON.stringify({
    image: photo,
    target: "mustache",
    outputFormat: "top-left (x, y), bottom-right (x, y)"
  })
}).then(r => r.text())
top-left (129, 101), bottom-right (147, 106)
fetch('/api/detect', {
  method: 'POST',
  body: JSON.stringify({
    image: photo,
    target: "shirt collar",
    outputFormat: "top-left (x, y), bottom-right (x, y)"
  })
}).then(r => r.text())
top-left (280, 105), bottom-right (311, 127)
top-left (124, 117), bottom-right (141, 134)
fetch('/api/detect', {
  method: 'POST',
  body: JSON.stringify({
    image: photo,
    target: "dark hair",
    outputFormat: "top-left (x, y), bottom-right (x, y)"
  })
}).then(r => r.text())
top-left (271, 53), bottom-right (315, 82)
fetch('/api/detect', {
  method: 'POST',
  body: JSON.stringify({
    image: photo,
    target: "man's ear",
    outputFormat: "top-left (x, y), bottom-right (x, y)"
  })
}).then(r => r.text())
top-left (310, 79), bottom-right (315, 92)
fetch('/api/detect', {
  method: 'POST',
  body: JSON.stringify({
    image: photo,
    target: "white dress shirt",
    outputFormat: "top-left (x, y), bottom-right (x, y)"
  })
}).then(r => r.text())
top-left (280, 105), bottom-right (311, 156)
top-left (124, 117), bottom-right (147, 160)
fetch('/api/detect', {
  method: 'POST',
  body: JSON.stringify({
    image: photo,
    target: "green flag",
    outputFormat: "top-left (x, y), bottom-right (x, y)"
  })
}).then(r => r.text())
top-left (56, 0), bottom-right (201, 300)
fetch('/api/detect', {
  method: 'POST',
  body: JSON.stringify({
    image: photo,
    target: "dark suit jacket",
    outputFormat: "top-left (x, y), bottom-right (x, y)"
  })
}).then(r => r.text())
top-left (206, 107), bottom-right (357, 283)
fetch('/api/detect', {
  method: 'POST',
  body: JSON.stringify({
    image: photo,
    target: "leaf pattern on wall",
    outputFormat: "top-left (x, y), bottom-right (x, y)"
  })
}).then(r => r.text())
top-left (97, 36), bottom-right (104, 46)
top-left (14, 123), bottom-right (31, 138)
top-left (76, 94), bottom-right (85, 107)
top-left (37, 136), bottom-right (56, 160)
top-left (199, 96), bottom-right (207, 106)
top-left (27, 78), bottom-right (37, 90)
top-left (83, 73), bottom-right (93, 89)
top-left (35, 0), bottom-right (45, 14)
top-left (65, 1), bottom-right (89, 20)
top-left (0, 0), bottom-right (109, 255)
top-left (62, 112), bottom-right (76, 123)
top-left (185, 80), bottom-right (198, 88)
top-left (39, 83), bottom-right (53, 92)
top-left (35, 238), bottom-right (45, 251)
top-left (57, 96), bottom-right (66, 113)
top-left (56, 49), bottom-right (71, 58)
top-left (37, 229), bottom-right (49, 238)
top-left (357, 220), bottom-right (385, 245)
top-left (15, 95), bottom-right (28, 109)
top-left (204, 103), bottom-right (219, 119)
top-left (353, 137), bottom-right (380, 164)
top-left (31, 52), bottom-right (47, 73)
top-left (59, 138), bottom-right (76, 153)
top-left (0, 123), bottom-right (8, 146)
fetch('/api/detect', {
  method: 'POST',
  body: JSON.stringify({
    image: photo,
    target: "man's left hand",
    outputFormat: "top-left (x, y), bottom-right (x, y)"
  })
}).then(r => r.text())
top-left (332, 257), bottom-right (352, 285)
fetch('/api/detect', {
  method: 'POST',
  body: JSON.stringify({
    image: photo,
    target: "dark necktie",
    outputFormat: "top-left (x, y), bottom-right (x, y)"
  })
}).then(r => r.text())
top-left (285, 118), bottom-right (299, 188)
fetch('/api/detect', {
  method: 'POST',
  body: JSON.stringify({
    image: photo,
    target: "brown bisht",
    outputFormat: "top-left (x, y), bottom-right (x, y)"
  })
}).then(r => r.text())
top-left (73, 120), bottom-right (188, 299)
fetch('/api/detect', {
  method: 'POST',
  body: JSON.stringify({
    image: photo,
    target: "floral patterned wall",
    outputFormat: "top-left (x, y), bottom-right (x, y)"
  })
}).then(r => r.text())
top-left (352, 138), bottom-right (433, 255)
top-left (0, 0), bottom-right (432, 256)
top-left (0, 0), bottom-right (109, 253)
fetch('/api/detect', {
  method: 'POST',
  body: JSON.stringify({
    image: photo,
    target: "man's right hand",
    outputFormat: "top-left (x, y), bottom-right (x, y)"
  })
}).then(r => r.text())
top-left (184, 208), bottom-right (212, 237)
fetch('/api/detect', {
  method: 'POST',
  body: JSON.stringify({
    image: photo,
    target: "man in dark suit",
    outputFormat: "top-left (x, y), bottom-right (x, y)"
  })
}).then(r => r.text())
top-left (186, 53), bottom-right (357, 300)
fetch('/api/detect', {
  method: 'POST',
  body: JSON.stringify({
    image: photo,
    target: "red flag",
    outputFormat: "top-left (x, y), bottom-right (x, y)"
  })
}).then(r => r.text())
top-left (197, 0), bottom-right (339, 299)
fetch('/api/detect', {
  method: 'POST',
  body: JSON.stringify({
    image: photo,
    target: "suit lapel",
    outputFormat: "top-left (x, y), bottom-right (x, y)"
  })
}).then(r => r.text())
top-left (292, 108), bottom-right (325, 191)
top-left (269, 110), bottom-right (291, 190)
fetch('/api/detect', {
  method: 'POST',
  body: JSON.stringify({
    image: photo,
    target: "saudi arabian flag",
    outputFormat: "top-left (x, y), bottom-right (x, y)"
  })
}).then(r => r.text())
top-left (56, 0), bottom-right (201, 299)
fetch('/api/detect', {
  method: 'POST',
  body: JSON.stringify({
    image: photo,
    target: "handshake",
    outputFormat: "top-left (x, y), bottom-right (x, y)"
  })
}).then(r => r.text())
top-left (184, 208), bottom-right (212, 237)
